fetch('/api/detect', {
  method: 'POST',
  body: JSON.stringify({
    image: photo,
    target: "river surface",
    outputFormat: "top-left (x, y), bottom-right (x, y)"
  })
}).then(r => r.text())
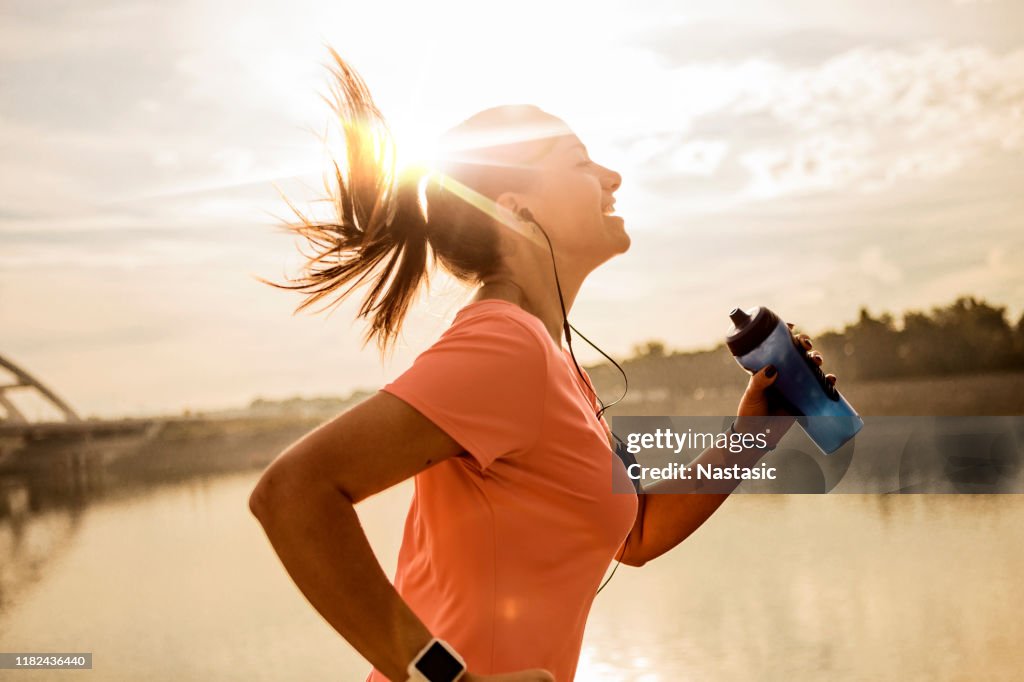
top-left (1, 468), bottom-right (1021, 681)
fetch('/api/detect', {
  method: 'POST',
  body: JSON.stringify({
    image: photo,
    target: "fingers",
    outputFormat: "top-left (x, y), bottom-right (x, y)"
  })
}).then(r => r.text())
top-left (751, 362), bottom-right (838, 392)
top-left (788, 321), bottom-right (812, 350)
top-left (804, 350), bottom-right (839, 383)
top-left (749, 364), bottom-right (779, 391)
top-left (784, 323), bottom-right (840, 385)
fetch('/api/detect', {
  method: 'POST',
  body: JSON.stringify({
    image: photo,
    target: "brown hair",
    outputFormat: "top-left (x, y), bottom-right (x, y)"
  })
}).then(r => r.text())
top-left (258, 47), bottom-right (567, 357)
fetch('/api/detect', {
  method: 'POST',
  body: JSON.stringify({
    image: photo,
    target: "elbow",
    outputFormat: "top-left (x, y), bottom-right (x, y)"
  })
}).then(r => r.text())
top-left (247, 465), bottom-right (292, 521)
top-left (619, 536), bottom-right (649, 568)
top-left (248, 478), bottom-right (272, 520)
top-left (247, 463), bottom-right (352, 521)
top-left (621, 552), bottom-right (648, 568)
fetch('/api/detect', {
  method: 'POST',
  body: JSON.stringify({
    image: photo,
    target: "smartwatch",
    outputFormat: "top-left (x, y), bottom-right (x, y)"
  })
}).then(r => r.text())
top-left (406, 637), bottom-right (466, 682)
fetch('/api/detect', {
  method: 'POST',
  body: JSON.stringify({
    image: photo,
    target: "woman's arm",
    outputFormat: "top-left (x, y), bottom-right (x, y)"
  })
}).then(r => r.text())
top-left (248, 391), bottom-right (466, 681)
top-left (620, 327), bottom-right (828, 567)
top-left (617, 434), bottom-right (770, 566)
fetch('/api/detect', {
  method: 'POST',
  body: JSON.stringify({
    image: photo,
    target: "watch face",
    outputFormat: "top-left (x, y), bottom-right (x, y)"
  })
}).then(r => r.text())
top-left (414, 641), bottom-right (464, 682)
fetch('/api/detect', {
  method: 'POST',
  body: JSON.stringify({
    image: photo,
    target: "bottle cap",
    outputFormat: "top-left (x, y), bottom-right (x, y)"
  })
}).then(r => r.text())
top-left (729, 307), bottom-right (752, 327)
top-left (726, 305), bottom-right (781, 356)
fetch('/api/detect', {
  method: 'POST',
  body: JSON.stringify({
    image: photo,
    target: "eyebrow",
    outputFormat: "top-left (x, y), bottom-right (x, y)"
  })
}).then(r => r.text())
top-left (565, 142), bottom-right (589, 155)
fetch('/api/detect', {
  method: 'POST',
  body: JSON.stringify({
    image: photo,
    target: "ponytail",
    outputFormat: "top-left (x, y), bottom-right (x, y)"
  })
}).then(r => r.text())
top-left (260, 48), bottom-right (563, 358)
top-left (257, 47), bottom-right (432, 357)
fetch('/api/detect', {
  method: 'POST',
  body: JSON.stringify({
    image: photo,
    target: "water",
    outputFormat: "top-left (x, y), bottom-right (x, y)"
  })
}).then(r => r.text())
top-left (1, 468), bottom-right (1021, 681)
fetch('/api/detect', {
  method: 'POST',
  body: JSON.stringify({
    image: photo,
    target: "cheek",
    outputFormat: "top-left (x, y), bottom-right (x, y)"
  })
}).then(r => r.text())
top-left (563, 179), bottom-right (602, 221)
top-left (536, 176), bottom-right (602, 241)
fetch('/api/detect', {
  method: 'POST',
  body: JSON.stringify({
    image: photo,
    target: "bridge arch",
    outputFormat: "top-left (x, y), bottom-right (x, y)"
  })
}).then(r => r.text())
top-left (0, 354), bottom-right (81, 425)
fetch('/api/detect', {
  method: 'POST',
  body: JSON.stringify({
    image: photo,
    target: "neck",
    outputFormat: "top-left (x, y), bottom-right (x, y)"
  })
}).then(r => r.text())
top-left (472, 257), bottom-right (587, 347)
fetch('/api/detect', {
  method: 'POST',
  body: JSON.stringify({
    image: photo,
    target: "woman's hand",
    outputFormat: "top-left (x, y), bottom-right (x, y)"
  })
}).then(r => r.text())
top-left (734, 322), bottom-right (838, 449)
top-left (463, 669), bottom-right (555, 681)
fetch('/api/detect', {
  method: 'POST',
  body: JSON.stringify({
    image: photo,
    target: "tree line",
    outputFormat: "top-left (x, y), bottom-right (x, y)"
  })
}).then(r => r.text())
top-left (588, 296), bottom-right (1024, 391)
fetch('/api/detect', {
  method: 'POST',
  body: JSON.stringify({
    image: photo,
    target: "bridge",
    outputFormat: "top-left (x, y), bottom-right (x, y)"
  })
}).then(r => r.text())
top-left (0, 354), bottom-right (165, 464)
top-left (1, 353), bottom-right (83, 425)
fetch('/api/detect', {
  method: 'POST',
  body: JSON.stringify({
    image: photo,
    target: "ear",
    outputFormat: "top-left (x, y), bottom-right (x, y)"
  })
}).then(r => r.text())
top-left (495, 191), bottom-right (524, 219)
top-left (493, 191), bottom-right (546, 250)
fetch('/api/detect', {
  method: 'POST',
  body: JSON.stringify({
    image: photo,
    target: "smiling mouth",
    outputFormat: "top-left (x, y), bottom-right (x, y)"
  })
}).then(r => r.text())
top-left (601, 201), bottom-right (616, 215)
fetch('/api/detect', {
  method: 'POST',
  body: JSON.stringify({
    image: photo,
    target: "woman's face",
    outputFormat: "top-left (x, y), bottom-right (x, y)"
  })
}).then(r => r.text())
top-left (505, 128), bottom-right (628, 268)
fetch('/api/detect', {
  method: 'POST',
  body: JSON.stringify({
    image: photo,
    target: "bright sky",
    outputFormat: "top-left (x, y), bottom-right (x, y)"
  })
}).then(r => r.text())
top-left (2, 0), bottom-right (1022, 419)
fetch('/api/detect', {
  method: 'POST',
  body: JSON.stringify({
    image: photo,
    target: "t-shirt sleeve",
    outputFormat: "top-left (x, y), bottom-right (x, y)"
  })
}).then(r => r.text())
top-left (380, 312), bottom-right (549, 472)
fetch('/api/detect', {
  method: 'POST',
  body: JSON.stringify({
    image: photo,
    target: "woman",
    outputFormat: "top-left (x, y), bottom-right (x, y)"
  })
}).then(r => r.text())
top-left (249, 49), bottom-right (834, 682)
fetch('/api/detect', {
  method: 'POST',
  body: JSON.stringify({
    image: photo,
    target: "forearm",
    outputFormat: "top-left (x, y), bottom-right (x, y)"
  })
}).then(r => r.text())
top-left (250, 473), bottom-right (430, 681)
top-left (630, 442), bottom-right (768, 564)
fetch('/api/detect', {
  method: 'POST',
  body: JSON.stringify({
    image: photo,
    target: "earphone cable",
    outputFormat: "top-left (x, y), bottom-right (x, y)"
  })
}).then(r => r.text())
top-left (521, 210), bottom-right (633, 595)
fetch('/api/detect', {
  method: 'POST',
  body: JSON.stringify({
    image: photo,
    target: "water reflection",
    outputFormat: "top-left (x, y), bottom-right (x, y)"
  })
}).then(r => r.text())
top-left (1, 438), bottom-right (1022, 680)
top-left (584, 494), bottom-right (1024, 680)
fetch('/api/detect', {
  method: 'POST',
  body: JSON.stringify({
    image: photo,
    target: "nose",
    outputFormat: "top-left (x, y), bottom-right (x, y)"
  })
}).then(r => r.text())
top-left (602, 166), bottom-right (622, 192)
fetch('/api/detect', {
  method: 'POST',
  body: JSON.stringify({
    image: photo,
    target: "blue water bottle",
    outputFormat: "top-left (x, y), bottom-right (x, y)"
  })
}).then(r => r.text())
top-left (726, 306), bottom-right (864, 455)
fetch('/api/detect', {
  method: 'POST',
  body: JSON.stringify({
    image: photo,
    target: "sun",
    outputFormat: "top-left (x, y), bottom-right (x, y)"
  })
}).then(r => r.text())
top-left (389, 117), bottom-right (443, 178)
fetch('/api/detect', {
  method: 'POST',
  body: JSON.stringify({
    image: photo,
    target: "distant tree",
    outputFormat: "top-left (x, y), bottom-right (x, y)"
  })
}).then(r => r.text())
top-left (1015, 311), bottom-right (1024, 359)
top-left (844, 307), bottom-right (897, 379)
top-left (632, 340), bottom-right (667, 358)
top-left (931, 296), bottom-right (1016, 372)
top-left (902, 309), bottom-right (941, 376)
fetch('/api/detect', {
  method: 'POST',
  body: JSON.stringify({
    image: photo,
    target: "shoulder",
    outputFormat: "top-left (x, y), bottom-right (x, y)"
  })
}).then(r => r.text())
top-left (444, 304), bottom-right (550, 360)
top-left (381, 304), bottom-right (553, 471)
top-left (397, 305), bottom-right (552, 390)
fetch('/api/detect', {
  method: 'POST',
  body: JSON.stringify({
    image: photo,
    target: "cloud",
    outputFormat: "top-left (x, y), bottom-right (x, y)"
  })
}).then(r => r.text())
top-left (639, 21), bottom-right (906, 69)
top-left (738, 131), bottom-right (873, 198)
top-left (746, 42), bottom-right (1023, 192)
top-left (615, 39), bottom-right (1024, 202)
top-left (665, 139), bottom-right (731, 176)
top-left (859, 246), bottom-right (904, 285)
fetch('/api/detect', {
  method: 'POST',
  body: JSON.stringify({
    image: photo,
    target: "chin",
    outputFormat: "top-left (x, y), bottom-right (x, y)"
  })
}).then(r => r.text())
top-left (611, 222), bottom-right (631, 253)
top-left (600, 216), bottom-right (630, 249)
top-left (596, 234), bottom-right (630, 265)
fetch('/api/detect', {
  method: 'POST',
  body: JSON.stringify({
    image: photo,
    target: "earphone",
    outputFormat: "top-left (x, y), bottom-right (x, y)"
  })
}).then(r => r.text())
top-left (515, 206), bottom-right (635, 595)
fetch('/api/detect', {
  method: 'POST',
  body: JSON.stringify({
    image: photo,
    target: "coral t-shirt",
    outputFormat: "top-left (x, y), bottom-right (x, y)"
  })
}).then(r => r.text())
top-left (366, 298), bottom-right (638, 682)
